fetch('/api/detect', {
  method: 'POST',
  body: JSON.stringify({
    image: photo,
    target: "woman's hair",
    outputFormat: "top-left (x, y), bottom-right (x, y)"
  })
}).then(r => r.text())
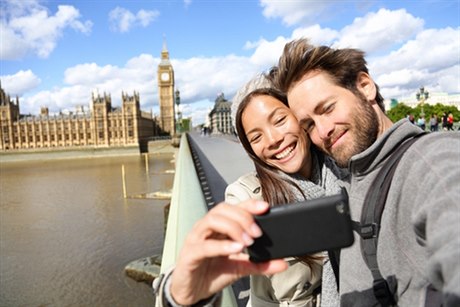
top-left (233, 75), bottom-right (307, 206)
top-left (232, 74), bottom-right (323, 266)
top-left (233, 75), bottom-right (323, 266)
top-left (272, 38), bottom-right (385, 112)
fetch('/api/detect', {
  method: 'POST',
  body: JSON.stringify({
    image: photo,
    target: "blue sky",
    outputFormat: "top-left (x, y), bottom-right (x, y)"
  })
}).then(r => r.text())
top-left (1, 0), bottom-right (459, 125)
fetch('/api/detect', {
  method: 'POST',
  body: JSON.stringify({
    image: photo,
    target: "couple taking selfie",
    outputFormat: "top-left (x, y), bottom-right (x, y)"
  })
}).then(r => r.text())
top-left (154, 38), bottom-right (460, 307)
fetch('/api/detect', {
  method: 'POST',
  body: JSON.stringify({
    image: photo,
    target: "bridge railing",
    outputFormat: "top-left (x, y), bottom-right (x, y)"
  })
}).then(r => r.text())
top-left (157, 133), bottom-right (238, 307)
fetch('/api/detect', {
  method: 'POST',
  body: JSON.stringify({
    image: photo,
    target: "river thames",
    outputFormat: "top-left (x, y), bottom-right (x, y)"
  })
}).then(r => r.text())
top-left (0, 153), bottom-right (175, 306)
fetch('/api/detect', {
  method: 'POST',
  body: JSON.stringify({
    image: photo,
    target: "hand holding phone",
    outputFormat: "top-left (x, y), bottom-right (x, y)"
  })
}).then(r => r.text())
top-left (247, 188), bottom-right (354, 262)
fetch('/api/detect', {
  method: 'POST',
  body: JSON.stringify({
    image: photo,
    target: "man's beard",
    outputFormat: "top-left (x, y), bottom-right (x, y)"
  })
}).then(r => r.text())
top-left (326, 96), bottom-right (379, 167)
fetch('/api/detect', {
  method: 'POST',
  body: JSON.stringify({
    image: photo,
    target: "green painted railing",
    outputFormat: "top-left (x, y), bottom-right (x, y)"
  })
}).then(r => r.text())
top-left (158, 134), bottom-right (237, 306)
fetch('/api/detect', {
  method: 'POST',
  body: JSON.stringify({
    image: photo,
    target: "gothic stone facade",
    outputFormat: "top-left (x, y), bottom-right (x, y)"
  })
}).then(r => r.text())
top-left (0, 85), bottom-right (160, 152)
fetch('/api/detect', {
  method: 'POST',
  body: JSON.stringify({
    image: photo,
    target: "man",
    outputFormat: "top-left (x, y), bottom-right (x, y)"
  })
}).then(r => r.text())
top-left (272, 38), bottom-right (460, 306)
top-left (154, 39), bottom-right (460, 306)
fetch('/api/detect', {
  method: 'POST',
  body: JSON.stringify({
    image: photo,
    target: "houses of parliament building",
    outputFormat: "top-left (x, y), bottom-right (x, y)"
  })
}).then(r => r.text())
top-left (0, 42), bottom-right (177, 153)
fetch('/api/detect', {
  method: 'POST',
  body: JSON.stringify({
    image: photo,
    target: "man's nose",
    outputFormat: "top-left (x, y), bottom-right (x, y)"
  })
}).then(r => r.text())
top-left (316, 118), bottom-right (334, 140)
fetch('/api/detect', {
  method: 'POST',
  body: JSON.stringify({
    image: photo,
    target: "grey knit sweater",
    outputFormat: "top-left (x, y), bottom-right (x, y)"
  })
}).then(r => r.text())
top-left (340, 119), bottom-right (460, 306)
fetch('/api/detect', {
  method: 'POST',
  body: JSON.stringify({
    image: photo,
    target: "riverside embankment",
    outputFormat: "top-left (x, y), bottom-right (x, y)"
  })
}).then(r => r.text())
top-left (0, 139), bottom-right (177, 163)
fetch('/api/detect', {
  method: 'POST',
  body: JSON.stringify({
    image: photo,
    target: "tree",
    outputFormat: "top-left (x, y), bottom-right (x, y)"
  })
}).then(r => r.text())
top-left (386, 103), bottom-right (413, 123)
top-left (386, 103), bottom-right (460, 124)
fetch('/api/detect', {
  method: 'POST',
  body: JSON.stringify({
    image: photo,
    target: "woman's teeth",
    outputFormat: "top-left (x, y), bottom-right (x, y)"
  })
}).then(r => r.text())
top-left (275, 145), bottom-right (294, 159)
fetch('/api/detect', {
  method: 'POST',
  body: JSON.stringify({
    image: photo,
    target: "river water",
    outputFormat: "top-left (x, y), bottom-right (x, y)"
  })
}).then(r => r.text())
top-left (0, 153), bottom-right (175, 306)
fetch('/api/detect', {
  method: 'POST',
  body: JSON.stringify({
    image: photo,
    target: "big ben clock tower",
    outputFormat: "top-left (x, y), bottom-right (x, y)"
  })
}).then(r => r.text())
top-left (157, 38), bottom-right (175, 136)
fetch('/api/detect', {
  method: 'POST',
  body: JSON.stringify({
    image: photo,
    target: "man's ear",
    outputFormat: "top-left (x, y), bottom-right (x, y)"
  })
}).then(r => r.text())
top-left (356, 72), bottom-right (377, 101)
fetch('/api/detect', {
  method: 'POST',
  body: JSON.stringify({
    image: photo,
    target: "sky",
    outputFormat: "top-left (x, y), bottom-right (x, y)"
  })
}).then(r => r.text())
top-left (1, 0), bottom-right (459, 126)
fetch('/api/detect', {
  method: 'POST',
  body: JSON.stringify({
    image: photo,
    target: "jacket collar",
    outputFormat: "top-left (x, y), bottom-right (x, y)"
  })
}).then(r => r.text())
top-left (349, 119), bottom-right (424, 176)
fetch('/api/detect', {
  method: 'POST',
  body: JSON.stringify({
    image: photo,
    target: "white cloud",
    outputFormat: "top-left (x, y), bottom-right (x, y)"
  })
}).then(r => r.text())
top-left (372, 27), bottom-right (460, 73)
top-left (0, 26), bottom-right (29, 59)
top-left (1, 70), bottom-right (41, 95)
top-left (137, 9), bottom-right (159, 27)
top-left (258, 2), bottom-right (459, 103)
top-left (260, 0), bottom-right (331, 26)
top-left (243, 26), bottom-right (339, 69)
top-left (174, 55), bottom-right (261, 101)
top-left (179, 100), bottom-right (212, 127)
top-left (0, 0), bottom-right (92, 59)
top-left (1, 54), bottom-right (156, 115)
top-left (3, 3), bottom-right (459, 125)
top-left (109, 7), bottom-right (135, 33)
top-left (21, 84), bottom-right (93, 115)
top-left (108, 6), bottom-right (159, 33)
top-left (62, 54), bottom-right (158, 108)
top-left (435, 65), bottom-right (460, 94)
top-left (64, 63), bottom-right (123, 86)
top-left (291, 24), bottom-right (339, 45)
top-left (242, 25), bottom-right (339, 68)
top-left (335, 8), bottom-right (424, 53)
top-left (247, 36), bottom-right (288, 67)
top-left (370, 26), bottom-right (460, 98)
top-left (10, 51), bottom-right (266, 124)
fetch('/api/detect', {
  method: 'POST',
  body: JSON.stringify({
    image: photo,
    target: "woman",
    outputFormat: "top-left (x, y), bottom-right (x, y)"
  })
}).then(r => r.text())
top-left (154, 74), bottom-right (348, 307)
top-left (224, 74), bottom-right (348, 307)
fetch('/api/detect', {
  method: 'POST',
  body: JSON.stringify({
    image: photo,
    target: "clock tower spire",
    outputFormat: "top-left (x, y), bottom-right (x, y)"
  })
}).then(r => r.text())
top-left (157, 36), bottom-right (175, 136)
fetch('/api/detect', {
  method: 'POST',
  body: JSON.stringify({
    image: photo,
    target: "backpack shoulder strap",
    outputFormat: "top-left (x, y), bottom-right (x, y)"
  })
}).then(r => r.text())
top-left (357, 132), bottom-right (427, 306)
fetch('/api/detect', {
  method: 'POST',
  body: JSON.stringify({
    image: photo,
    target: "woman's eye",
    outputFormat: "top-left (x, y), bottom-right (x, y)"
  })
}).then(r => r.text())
top-left (249, 134), bottom-right (261, 143)
top-left (275, 116), bottom-right (286, 125)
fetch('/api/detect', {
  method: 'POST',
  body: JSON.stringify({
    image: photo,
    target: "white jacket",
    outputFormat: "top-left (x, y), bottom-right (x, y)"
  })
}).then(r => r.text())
top-left (225, 172), bottom-right (323, 307)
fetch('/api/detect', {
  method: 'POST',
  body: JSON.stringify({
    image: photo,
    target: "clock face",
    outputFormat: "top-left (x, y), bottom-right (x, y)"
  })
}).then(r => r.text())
top-left (161, 72), bottom-right (170, 82)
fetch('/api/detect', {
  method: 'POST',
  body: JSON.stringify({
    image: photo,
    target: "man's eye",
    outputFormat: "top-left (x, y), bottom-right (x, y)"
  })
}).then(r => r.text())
top-left (324, 103), bottom-right (335, 113)
top-left (301, 121), bottom-right (314, 132)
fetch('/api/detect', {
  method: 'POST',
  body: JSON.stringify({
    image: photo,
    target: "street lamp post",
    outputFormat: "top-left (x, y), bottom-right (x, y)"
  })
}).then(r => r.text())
top-left (175, 89), bottom-right (181, 134)
top-left (416, 86), bottom-right (429, 117)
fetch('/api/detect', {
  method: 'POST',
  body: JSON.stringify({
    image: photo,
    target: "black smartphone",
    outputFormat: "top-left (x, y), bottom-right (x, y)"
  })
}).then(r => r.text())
top-left (247, 188), bottom-right (354, 262)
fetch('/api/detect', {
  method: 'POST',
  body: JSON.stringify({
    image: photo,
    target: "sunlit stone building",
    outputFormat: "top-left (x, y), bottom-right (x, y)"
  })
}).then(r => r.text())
top-left (0, 84), bottom-right (160, 152)
top-left (385, 92), bottom-right (460, 110)
top-left (208, 93), bottom-right (233, 135)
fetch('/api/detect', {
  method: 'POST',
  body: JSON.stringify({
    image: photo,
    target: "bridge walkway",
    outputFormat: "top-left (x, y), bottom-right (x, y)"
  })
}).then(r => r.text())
top-left (157, 132), bottom-right (254, 307)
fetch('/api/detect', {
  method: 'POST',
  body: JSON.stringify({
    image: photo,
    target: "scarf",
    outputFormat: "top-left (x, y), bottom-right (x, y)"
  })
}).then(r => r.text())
top-left (277, 150), bottom-right (349, 307)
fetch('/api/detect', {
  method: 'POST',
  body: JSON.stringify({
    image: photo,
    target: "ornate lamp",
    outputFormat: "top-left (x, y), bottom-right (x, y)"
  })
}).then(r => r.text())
top-left (175, 89), bottom-right (181, 134)
top-left (415, 86), bottom-right (429, 117)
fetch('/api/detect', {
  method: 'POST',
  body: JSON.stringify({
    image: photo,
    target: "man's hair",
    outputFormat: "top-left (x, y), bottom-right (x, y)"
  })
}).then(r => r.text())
top-left (272, 38), bottom-right (385, 112)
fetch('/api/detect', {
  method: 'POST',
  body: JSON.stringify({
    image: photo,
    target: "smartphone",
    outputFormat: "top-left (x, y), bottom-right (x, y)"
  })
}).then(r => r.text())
top-left (247, 188), bottom-right (354, 262)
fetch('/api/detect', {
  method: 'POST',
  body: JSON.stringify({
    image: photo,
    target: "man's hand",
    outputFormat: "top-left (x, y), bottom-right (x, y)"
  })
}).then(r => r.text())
top-left (170, 199), bottom-right (288, 305)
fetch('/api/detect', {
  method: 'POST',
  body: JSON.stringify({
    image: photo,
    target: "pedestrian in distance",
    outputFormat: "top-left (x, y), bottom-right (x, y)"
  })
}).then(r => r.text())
top-left (447, 113), bottom-right (454, 130)
top-left (430, 114), bottom-right (438, 132)
top-left (442, 112), bottom-right (448, 130)
top-left (408, 113), bottom-right (415, 124)
top-left (417, 115), bottom-right (426, 131)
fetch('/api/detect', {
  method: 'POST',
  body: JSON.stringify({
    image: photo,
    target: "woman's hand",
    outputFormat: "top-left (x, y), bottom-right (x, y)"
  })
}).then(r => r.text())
top-left (169, 199), bottom-right (288, 305)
